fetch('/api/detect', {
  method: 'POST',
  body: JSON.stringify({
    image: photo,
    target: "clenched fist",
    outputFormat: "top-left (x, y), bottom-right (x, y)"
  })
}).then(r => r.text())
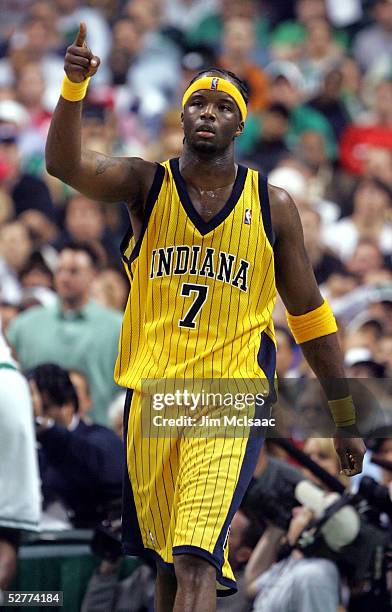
top-left (64, 22), bottom-right (100, 83)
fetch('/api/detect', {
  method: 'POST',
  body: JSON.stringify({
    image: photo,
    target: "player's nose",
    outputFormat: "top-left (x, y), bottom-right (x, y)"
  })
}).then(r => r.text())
top-left (200, 103), bottom-right (216, 121)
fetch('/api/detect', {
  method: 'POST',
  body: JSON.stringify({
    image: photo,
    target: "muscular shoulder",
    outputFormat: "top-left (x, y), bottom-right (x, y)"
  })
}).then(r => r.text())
top-left (268, 183), bottom-right (302, 242)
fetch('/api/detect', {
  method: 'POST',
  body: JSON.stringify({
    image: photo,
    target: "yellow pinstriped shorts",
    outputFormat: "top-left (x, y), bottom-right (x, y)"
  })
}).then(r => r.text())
top-left (122, 389), bottom-right (266, 595)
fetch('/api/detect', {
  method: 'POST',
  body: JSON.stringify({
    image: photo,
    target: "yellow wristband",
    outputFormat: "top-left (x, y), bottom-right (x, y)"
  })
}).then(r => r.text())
top-left (61, 75), bottom-right (90, 102)
top-left (286, 299), bottom-right (338, 345)
top-left (328, 395), bottom-right (356, 427)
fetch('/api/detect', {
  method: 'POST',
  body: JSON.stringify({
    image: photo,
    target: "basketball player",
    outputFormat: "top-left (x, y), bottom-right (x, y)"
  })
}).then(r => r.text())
top-left (45, 23), bottom-right (365, 612)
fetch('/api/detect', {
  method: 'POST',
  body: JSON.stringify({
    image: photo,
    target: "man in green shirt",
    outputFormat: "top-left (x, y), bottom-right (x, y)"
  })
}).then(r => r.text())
top-left (7, 242), bottom-right (122, 425)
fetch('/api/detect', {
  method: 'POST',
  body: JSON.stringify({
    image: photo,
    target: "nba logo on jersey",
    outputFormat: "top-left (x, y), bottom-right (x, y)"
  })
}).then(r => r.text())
top-left (211, 77), bottom-right (219, 90)
top-left (244, 209), bottom-right (252, 224)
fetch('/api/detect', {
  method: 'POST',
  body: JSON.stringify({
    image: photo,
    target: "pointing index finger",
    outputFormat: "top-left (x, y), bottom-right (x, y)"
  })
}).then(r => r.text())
top-left (75, 22), bottom-right (87, 47)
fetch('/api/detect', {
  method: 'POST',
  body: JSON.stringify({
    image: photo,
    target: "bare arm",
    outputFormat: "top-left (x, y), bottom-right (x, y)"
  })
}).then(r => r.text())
top-left (244, 525), bottom-right (285, 599)
top-left (269, 185), bottom-right (366, 475)
top-left (45, 23), bottom-right (156, 210)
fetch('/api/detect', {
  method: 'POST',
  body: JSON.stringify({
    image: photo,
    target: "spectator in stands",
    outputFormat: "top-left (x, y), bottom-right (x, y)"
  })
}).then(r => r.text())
top-left (0, 221), bottom-right (32, 304)
top-left (53, 193), bottom-right (119, 266)
top-left (218, 17), bottom-right (270, 113)
top-left (0, 326), bottom-right (40, 591)
top-left (14, 61), bottom-right (52, 161)
top-left (340, 79), bottom-right (392, 176)
top-left (308, 67), bottom-right (350, 140)
top-left (301, 207), bottom-right (346, 284)
top-left (55, 0), bottom-right (111, 85)
top-left (241, 103), bottom-right (290, 174)
top-left (323, 177), bottom-right (392, 261)
top-left (107, 17), bottom-right (143, 87)
top-left (239, 60), bottom-right (337, 160)
top-left (346, 239), bottom-right (386, 283)
top-left (298, 18), bottom-right (344, 97)
top-left (27, 363), bottom-right (123, 528)
top-left (353, 0), bottom-right (392, 72)
top-left (7, 242), bottom-right (122, 424)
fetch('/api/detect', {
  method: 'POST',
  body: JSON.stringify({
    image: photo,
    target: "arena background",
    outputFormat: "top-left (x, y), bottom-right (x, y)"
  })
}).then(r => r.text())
top-left (0, 0), bottom-right (391, 611)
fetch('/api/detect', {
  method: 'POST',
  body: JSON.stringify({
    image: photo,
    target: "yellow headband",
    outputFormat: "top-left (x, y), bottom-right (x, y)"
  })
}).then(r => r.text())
top-left (182, 76), bottom-right (247, 122)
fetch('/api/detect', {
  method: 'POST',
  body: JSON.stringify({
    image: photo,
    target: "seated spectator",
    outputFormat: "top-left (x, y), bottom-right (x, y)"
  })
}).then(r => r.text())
top-left (27, 363), bottom-right (124, 528)
top-left (346, 239), bottom-right (387, 282)
top-left (53, 193), bottom-right (119, 266)
top-left (323, 177), bottom-right (392, 261)
top-left (186, 0), bottom-right (270, 65)
top-left (0, 221), bottom-right (32, 304)
top-left (218, 17), bottom-right (270, 113)
top-left (301, 207), bottom-right (346, 284)
top-left (0, 326), bottom-right (40, 591)
top-left (340, 79), bottom-right (392, 176)
top-left (308, 67), bottom-right (350, 140)
top-left (0, 106), bottom-right (56, 220)
top-left (298, 18), bottom-right (344, 97)
top-left (353, 0), bottom-right (392, 72)
top-left (270, 0), bottom-right (347, 61)
top-left (241, 103), bottom-right (290, 174)
top-left (240, 61), bottom-right (337, 160)
top-left (7, 242), bottom-right (122, 425)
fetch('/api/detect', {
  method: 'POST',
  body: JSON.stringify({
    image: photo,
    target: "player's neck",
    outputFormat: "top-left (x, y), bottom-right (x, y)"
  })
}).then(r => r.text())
top-left (179, 145), bottom-right (236, 189)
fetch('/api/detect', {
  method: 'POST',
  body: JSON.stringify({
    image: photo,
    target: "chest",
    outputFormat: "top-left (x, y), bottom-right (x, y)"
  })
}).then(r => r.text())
top-left (187, 183), bottom-right (235, 222)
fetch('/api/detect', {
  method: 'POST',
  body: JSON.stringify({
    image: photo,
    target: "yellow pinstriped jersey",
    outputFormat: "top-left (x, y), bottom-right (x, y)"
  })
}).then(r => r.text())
top-left (114, 158), bottom-right (276, 391)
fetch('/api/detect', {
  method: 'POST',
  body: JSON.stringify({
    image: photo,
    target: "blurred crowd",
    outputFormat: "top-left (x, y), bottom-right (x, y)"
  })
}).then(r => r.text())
top-left (0, 0), bottom-right (392, 610)
top-left (0, 0), bottom-right (391, 407)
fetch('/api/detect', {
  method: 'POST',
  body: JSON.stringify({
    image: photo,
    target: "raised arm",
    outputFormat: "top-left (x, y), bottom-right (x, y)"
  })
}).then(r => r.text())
top-left (269, 184), bottom-right (366, 476)
top-left (45, 23), bottom-right (156, 209)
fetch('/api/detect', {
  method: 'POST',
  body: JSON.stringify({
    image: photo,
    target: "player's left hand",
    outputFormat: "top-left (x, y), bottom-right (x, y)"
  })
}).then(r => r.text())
top-left (333, 431), bottom-right (366, 476)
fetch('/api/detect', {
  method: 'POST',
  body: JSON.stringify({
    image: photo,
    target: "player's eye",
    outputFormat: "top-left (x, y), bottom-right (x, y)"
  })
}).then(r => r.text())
top-left (219, 104), bottom-right (232, 112)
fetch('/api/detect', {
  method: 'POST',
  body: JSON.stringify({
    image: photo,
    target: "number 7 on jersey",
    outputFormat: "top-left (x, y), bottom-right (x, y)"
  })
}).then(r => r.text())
top-left (179, 283), bottom-right (209, 329)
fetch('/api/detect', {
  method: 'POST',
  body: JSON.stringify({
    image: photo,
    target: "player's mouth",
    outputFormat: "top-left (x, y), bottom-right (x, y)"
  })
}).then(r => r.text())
top-left (196, 125), bottom-right (216, 138)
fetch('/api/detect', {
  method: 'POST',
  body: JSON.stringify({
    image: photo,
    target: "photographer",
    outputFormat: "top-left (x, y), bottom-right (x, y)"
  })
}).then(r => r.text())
top-left (244, 502), bottom-right (341, 612)
top-left (27, 363), bottom-right (124, 528)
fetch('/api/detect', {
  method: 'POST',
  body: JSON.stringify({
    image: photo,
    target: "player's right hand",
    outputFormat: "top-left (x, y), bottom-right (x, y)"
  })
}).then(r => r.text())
top-left (64, 22), bottom-right (100, 83)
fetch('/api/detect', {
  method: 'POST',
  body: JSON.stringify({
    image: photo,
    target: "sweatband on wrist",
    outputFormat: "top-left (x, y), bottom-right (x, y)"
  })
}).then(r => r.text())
top-left (182, 76), bottom-right (247, 122)
top-left (61, 75), bottom-right (90, 102)
top-left (286, 299), bottom-right (338, 344)
top-left (328, 395), bottom-right (356, 427)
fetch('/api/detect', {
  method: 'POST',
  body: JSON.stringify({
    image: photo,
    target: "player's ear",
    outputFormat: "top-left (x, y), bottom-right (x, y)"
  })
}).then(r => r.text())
top-left (181, 111), bottom-right (184, 127)
top-left (234, 120), bottom-right (244, 139)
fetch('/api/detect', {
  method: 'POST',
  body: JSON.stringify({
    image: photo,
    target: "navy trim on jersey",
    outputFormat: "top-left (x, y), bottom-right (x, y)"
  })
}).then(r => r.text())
top-left (121, 389), bottom-right (145, 554)
top-left (170, 157), bottom-right (248, 236)
top-left (123, 163), bottom-right (165, 267)
top-left (120, 224), bottom-right (134, 266)
top-left (257, 331), bottom-right (277, 403)
top-left (258, 173), bottom-right (274, 247)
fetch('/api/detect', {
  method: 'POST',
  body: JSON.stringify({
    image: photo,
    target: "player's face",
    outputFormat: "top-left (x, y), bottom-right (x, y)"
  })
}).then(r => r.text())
top-left (54, 250), bottom-right (95, 303)
top-left (182, 89), bottom-right (243, 154)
